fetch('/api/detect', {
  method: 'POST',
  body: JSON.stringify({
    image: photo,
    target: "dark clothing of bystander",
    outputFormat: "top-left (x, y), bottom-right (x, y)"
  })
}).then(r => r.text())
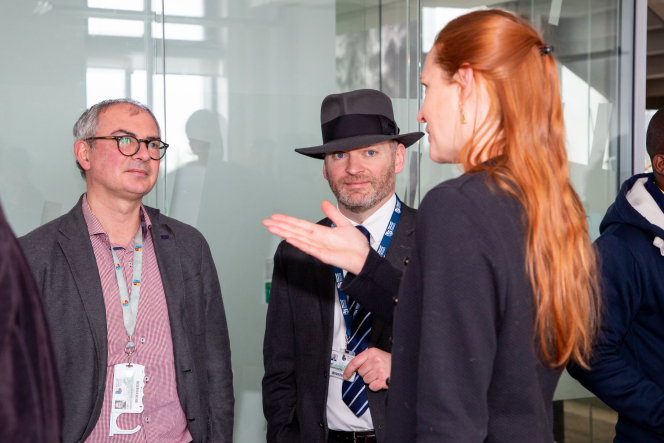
top-left (0, 203), bottom-right (63, 443)
top-left (569, 173), bottom-right (664, 443)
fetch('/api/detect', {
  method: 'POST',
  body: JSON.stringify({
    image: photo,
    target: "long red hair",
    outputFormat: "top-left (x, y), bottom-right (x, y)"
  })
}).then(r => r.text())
top-left (434, 10), bottom-right (601, 368)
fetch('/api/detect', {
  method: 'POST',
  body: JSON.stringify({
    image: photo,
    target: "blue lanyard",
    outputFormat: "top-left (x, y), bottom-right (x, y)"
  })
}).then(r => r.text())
top-left (332, 195), bottom-right (402, 345)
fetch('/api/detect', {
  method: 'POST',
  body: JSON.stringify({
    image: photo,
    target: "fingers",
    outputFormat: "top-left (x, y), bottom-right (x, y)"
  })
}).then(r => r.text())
top-left (348, 349), bottom-right (391, 391)
top-left (343, 352), bottom-right (368, 380)
top-left (269, 213), bottom-right (318, 229)
top-left (368, 379), bottom-right (388, 392)
top-left (360, 366), bottom-right (389, 391)
top-left (285, 238), bottom-right (325, 263)
top-left (266, 224), bottom-right (316, 245)
top-left (264, 219), bottom-right (317, 239)
top-left (321, 201), bottom-right (352, 227)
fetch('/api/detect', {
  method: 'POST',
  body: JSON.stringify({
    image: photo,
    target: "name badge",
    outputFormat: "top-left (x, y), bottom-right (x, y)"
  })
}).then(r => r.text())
top-left (109, 363), bottom-right (145, 436)
top-left (330, 349), bottom-right (356, 382)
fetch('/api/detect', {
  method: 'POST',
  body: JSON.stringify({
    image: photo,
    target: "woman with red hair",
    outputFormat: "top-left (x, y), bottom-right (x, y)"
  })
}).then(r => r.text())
top-left (265, 10), bottom-right (601, 442)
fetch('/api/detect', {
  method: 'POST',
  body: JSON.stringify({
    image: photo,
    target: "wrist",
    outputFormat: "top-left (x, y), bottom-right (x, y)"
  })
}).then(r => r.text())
top-left (350, 243), bottom-right (371, 275)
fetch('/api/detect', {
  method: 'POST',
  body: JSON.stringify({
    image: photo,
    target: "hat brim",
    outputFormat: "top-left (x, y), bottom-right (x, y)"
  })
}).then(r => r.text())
top-left (295, 131), bottom-right (425, 159)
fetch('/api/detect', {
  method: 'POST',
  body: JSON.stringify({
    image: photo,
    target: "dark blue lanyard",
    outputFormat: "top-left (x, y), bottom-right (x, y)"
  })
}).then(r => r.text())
top-left (332, 195), bottom-right (402, 342)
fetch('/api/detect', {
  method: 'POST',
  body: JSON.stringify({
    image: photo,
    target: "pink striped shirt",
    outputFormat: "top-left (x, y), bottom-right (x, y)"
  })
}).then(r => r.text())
top-left (83, 195), bottom-right (192, 443)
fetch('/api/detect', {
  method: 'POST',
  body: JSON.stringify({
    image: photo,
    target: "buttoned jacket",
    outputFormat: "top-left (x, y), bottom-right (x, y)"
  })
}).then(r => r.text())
top-left (19, 195), bottom-right (234, 443)
top-left (262, 203), bottom-right (416, 443)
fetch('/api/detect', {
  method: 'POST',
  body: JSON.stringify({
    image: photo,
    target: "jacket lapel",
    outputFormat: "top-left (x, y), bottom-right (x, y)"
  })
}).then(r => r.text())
top-left (315, 218), bottom-right (336, 356)
top-left (56, 200), bottom-right (109, 436)
top-left (368, 204), bottom-right (416, 347)
top-left (145, 208), bottom-right (197, 418)
top-left (145, 209), bottom-right (193, 370)
top-left (316, 262), bottom-right (336, 355)
top-left (57, 200), bottom-right (108, 370)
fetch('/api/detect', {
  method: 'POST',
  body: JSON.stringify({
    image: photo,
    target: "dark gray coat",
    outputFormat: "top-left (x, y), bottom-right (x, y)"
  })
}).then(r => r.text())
top-left (19, 196), bottom-right (234, 443)
top-left (262, 204), bottom-right (416, 443)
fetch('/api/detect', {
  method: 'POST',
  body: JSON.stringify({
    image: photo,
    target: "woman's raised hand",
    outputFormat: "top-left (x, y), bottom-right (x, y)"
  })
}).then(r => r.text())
top-left (263, 201), bottom-right (371, 275)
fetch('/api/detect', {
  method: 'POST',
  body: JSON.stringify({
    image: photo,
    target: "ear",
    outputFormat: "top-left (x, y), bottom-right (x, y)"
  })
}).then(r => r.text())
top-left (322, 159), bottom-right (328, 180)
top-left (454, 64), bottom-right (475, 104)
top-left (394, 144), bottom-right (406, 174)
top-left (74, 140), bottom-right (92, 173)
top-left (653, 154), bottom-right (664, 176)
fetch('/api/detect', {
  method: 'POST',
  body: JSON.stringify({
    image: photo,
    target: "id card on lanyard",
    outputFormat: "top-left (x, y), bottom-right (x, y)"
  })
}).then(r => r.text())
top-left (109, 226), bottom-right (146, 436)
top-left (329, 195), bottom-right (402, 380)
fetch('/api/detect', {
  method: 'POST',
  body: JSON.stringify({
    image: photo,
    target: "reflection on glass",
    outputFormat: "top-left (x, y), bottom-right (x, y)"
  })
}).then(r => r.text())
top-left (86, 68), bottom-right (126, 108)
top-left (561, 65), bottom-right (610, 166)
top-left (130, 70), bottom-right (148, 105)
top-left (152, 74), bottom-right (205, 173)
top-left (88, 17), bottom-right (144, 38)
top-left (169, 110), bottom-right (222, 227)
top-left (88, 0), bottom-right (143, 12)
top-left (152, 22), bottom-right (205, 41)
top-left (152, 0), bottom-right (205, 17)
top-left (421, 7), bottom-right (479, 52)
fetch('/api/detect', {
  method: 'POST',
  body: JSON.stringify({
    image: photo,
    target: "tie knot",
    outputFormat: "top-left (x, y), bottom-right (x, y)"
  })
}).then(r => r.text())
top-left (356, 225), bottom-right (371, 244)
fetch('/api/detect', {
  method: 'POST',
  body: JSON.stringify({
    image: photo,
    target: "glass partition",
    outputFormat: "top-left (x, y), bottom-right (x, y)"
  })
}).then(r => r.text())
top-left (0, 0), bottom-right (635, 442)
top-left (162, 2), bottom-right (338, 440)
top-left (0, 0), bottom-right (167, 236)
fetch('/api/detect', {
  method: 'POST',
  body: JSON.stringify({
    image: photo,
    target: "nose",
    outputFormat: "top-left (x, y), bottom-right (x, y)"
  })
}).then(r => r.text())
top-left (345, 151), bottom-right (364, 176)
top-left (132, 140), bottom-right (152, 162)
top-left (417, 107), bottom-right (426, 124)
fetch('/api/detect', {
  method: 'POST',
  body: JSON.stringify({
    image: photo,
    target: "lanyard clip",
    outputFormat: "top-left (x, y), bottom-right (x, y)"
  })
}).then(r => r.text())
top-left (125, 336), bottom-right (136, 365)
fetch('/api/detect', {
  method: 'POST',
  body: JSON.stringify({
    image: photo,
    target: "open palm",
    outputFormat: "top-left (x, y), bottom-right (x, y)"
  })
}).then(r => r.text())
top-left (263, 201), bottom-right (370, 275)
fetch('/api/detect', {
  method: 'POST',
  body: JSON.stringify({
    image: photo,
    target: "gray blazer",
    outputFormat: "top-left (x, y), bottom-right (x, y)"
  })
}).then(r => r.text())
top-left (262, 204), bottom-right (416, 443)
top-left (19, 196), bottom-right (234, 443)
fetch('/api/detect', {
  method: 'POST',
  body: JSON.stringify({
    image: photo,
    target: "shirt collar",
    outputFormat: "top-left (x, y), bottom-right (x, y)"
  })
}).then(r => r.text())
top-left (82, 193), bottom-right (152, 240)
top-left (339, 193), bottom-right (397, 249)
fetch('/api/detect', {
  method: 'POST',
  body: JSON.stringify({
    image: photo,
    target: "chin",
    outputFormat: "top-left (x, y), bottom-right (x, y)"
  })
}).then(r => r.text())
top-left (125, 183), bottom-right (156, 196)
top-left (429, 145), bottom-right (456, 164)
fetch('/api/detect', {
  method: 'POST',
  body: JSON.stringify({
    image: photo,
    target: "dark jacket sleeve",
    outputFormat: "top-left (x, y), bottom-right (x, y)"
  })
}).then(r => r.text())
top-left (262, 243), bottom-right (298, 442)
top-left (567, 235), bottom-right (664, 431)
top-left (202, 239), bottom-right (235, 442)
top-left (339, 248), bottom-right (402, 326)
top-left (405, 188), bottom-right (499, 443)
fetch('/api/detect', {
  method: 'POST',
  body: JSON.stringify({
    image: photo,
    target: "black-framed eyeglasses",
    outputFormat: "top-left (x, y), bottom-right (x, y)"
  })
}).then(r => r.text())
top-left (85, 135), bottom-right (169, 160)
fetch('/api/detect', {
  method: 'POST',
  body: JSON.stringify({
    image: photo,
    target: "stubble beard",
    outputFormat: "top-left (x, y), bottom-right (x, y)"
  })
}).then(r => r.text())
top-left (326, 155), bottom-right (396, 215)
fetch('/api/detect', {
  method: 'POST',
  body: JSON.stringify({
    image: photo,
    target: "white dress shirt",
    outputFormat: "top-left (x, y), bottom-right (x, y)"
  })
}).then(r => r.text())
top-left (326, 193), bottom-right (397, 432)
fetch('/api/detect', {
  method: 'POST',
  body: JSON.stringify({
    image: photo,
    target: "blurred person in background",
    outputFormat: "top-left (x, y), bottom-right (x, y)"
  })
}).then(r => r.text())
top-left (264, 10), bottom-right (602, 443)
top-left (0, 201), bottom-right (63, 443)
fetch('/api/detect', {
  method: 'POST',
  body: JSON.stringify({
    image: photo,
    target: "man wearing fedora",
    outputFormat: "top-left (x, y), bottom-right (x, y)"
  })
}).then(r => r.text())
top-left (262, 89), bottom-right (423, 443)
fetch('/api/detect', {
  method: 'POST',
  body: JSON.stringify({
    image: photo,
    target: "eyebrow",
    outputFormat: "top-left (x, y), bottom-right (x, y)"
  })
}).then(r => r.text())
top-left (111, 129), bottom-right (160, 140)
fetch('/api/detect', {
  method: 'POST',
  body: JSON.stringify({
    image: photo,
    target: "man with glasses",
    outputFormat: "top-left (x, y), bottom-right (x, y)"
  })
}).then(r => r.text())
top-left (19, 99), bottom-right (234, 443)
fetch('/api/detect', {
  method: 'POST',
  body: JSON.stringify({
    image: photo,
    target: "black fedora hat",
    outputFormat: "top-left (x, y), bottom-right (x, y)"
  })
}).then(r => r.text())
top-left (295, 89), bottom-right (424, 159)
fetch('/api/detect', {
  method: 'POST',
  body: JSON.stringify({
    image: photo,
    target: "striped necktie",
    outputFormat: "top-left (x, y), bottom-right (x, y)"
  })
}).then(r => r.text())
top-left (341, 225), bottom-right (372, 417)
